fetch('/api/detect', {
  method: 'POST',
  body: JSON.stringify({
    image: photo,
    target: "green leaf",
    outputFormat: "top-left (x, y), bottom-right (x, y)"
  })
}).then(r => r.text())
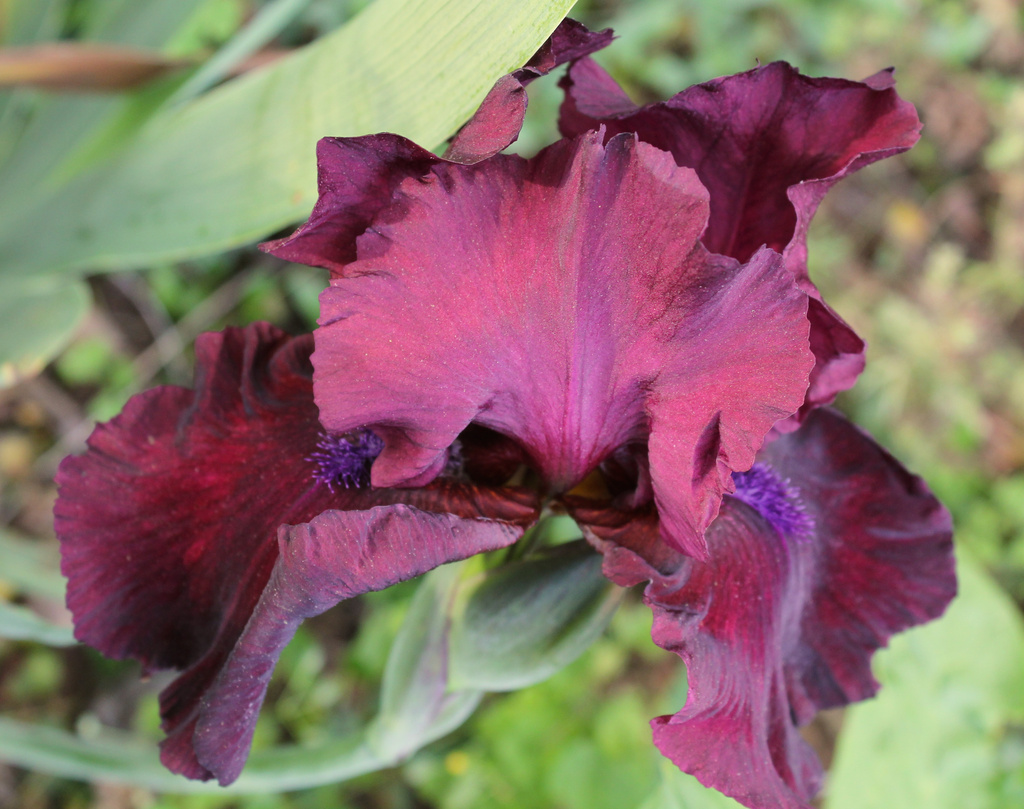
top-left (0, 529), bottom-right (66, 601)
top-left (166, 0), bottom-right (312, 106)
top-left (0, 0), bottom-right (67, 47)
top-left (0, 0), bottom-right (212, 199)
top-left (639, 759), bottom-right (745, 809)
top-left (826, 553), bottom-right (1024, 809)
top-left (0, 602), bottom-right (75, 646)
top-left (368, 562), bottom-right (483, 761)
top-left (0, 276), bottom-right (90, 388)
top-left (449, 540), bottom-right (623, 692)
top-left (0, 715), bottom-right (395, 793)
top-left (0, 0), bottom-right (577, 279)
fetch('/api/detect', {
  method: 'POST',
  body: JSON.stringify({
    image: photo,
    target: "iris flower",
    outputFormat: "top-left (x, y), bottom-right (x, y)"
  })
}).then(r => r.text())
top-left (54, 23), bottom-right (955, 809)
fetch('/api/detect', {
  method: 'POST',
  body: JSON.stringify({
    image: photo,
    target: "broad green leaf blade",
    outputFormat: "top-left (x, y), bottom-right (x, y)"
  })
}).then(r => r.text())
top-left (826, 554), bottom-right (1024, 809)
top-left (0, 0), bottom-right (577, 279)
top-left (0, 529), bottom-right (66, 601)
top-left (368, 563), bottom-right (483, 761)
top-left (0, 602), bottom-right (75, 645)
top-left (0, 715), bottom-right (396, 793)
top-left (450, 541), bottom-right (622, 692)
top-left (0, 0), bottom-right (212, 203)
top-left (0, 276), bottom-right (89, 388)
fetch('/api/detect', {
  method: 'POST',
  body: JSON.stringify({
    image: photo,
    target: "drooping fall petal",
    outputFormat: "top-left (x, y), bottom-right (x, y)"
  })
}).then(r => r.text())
top-left (54, 324), bottom-right (332, 672)
top-left (164, 506), bottom-right (522, 784)
top-left (757, 407), bottom-right (956, 719)
top-left (580, 408), bottom-right (955, 808)
top-left (55, 322), bottom-right (538, 783)
top-left (314, 130), bottom-right (812, 557)
top-left (559, 59), bottom-right (921, 414)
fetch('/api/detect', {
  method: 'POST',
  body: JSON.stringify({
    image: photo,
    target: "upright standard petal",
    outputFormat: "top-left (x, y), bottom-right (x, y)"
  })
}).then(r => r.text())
top-left (559, 59), bottom-right (921, 413)
top-left (579, 408), bottom-right (955, 809)
top-left (314, 131), bottom-right (812, 557)
top-left (444, 18), bottom-right (613, 164)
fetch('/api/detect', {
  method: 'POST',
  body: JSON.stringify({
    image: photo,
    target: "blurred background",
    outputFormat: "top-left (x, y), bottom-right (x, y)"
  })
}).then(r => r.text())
top-left (1, 0), bottom-right (1023, 807)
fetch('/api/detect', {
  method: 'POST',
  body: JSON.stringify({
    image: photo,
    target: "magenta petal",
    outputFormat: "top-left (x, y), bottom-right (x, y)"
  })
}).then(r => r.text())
top-left (54, 324), bottom-right (337, 671)
top-left (645, 245), bottom-right (811, 557)
top-left (265, 21), bottom-right (613, 271)
top-left (315, 131), bottom-right (812, 554)
top-left (163, 506), bottom-right (521, 784)
top-left (610, 408), bottom-right (955, 809)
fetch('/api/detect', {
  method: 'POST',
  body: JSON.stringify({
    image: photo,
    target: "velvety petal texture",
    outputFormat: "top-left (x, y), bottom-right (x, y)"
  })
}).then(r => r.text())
top-left (559, 58), bottom-right (921, 414)
top-left (55, 322), bottom-right (537, 783)
top-left (314, 130), bottom-right (813, 557)
top-left (262, 20), bottom-right (612, 272)
top-left (581, 408), bottom-right (955, 808)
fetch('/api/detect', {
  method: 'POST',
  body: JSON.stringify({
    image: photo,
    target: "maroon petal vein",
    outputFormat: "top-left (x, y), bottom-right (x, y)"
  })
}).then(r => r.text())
top-left (54, 325), bottom-right (330, 671)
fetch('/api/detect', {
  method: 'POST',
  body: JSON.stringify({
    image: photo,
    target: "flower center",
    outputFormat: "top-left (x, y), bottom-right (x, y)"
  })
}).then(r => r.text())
top-left (731, 463), bottom-right (813, 539)
top-left (309, 430), bottom-right (384, 490)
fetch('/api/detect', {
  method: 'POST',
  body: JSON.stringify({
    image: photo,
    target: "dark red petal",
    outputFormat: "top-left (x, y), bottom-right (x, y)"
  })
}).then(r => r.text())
top-left (576, 408), bottom-right (955, 809)
top-left (647, 501), bottom-right (824, 809)
top-left (162, 506), bottom-right (522, 784)
top-left (645, 245), bottom-right (811, 557)
top-left (55, 324), bottom-right (333, 671)
top-left (560, 59), bottom-right (920, 265)
top-left (444, 19), bottom-right (613, 164)
top-left (55, 324), bottom-right (538, 682)
top-left (559, 59), bottom-right (920, 411)
top-left (558, 55), bottom-right (640, 126)
top-left (524, 18), bottom-right (615, 76)
top-left (315, 131), bottom-right (812, 556)
top-left (797, 297), bottom-right (865, 421)
top-left (758, 407), bottom-right (956, 718)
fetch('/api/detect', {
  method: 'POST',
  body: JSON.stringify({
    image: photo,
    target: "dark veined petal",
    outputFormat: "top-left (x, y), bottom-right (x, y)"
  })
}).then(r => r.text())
top-left (54, 324), bottom-right (333, 672)
top-left (577, 408), bottom-right (955, 809)
top-left (163, 505), bottom-right (522, 784)
top-left (315, 130), bottom-right (812, 557)
top-left (261, 20), bottom-right (612, 273)
top-left (559, 59), bottom-right (920, 413)
top-left (757, 407), bottom-right (956, 719)
top-left (55, 322), bottom-right (538, 783)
